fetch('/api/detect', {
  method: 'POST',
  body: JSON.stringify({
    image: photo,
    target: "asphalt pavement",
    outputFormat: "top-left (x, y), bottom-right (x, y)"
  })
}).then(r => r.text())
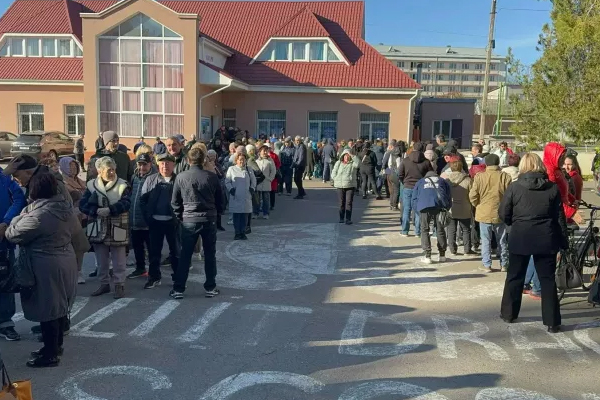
top-left (1, 178), bottom-right (600, 400)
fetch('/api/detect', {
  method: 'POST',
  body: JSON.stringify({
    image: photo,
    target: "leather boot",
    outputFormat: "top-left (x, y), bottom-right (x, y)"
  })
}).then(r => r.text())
top-left (90, 284), bottom-right (110, 297)
top-left (114, 284), bottom-right (125, 299)
top-left (339, 210), bottom-right (345, 223)
top-left (345, 210), bottom-right (353, 225)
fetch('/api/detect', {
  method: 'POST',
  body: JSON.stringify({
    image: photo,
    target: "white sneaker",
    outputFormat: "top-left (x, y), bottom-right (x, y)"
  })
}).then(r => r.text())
top-left (196, 252), bottom-right (203, 261)
top-left (77, 271), bottom-right (86, 284)
top-left (263, 214), bottom-right (269, 220)
top-left (421, 256), bottom-right (432, 264)
top-left (227, 219), bottom-right (233, 225)
top-left (399, 233), bottom-right (409, 238)
top-left (437, 255), bottom-right (447, 262)
top-left (252, 214), bottom-right (258, 219)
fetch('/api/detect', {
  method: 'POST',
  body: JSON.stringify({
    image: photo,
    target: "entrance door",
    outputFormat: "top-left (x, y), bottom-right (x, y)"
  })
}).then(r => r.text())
top-left (201, 117), bottom-right (212, 141)
top-left (451, 119), bottom-right (463, 148)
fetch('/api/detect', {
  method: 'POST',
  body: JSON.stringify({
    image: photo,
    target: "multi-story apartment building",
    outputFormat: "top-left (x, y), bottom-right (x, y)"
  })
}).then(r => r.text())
top-left (374, 45), bottom-right (507, 98)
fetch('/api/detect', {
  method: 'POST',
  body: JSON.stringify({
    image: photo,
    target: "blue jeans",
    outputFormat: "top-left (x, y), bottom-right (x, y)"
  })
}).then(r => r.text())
top-left (258, 191), bottom-right (270, 215)
top-left (401, 188), bottom-right (420, 236)
top-left (525, 256), bottom-right (541, 294)
top-left (232, 213), bottom-right (247, 235)
top-left (479, 222), bottom-right (508, 268)
top-left (0, 250), bottom-right (16, 328)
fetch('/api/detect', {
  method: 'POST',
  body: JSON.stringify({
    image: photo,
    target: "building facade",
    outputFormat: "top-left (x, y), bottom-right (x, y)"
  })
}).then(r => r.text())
top-left (0, 0), bottom-right (420, 151)
top-left (374, 45), bottom-right (506, 98)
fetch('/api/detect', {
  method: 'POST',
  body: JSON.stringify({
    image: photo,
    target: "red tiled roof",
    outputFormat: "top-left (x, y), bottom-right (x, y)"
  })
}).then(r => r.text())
top-left (0, 57), bottom-right (82, 81)
top-left (272, 6), bottom-right (330, 38)
top-left (0, 0), bottom-right (419, 89)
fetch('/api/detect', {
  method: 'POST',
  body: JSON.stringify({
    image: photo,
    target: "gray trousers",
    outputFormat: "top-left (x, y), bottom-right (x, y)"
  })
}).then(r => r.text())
top-left (93, 244), bottom-right (127, 285)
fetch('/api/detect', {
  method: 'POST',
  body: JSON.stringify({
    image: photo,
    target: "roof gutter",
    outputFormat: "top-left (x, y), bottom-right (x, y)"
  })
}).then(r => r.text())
top-left (198, 81), bottom-right (233, 139)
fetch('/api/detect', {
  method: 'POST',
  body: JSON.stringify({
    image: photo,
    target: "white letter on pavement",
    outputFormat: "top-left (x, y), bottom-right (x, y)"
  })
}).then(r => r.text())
top-left (198, 371), bottom-right (324, 400)
top-left (573, 320), bottom-right (600, 356)
top-left (338, 381), bottom-right (450, 400)
top-left (178, 302), bottom-right (232, 343)
top-left (475, 387), bottom-right (558, 400)
top-left (509, 322), bottom-right (588, 363)
top-left (242, 304), bottom-right (312, 346)
top-left (58, 366), bottom-right (171, 400)
top-left (339, 309), bottom-right (426, 356)
top-left (432, 314), bottom-right (509, 361)
top-left (70, 298), bottom-right (135, 339)
top-left (129, 300), bottom-right (180, 337)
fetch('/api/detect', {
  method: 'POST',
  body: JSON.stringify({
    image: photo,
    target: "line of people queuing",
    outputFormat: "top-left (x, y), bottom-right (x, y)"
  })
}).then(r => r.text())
top-left (383, 135), bottom-right (583, 334)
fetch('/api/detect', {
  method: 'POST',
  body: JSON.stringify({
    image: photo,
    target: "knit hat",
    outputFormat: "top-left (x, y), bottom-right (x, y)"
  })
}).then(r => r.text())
top-left (102, 131), bottom-right (118, 144)
top-left (484, 153), bottom-right (500, 166)
top-left (245, 144), bottom-right (256, 154)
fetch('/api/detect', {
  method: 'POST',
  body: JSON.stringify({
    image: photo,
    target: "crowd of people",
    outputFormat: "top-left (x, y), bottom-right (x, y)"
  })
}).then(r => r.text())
top-left (0, 126), bottom-right (588, 369)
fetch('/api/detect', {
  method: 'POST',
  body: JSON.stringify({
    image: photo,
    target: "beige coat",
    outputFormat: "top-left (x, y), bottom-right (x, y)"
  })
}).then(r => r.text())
top-left (469, 166), bottom-right (512, 224)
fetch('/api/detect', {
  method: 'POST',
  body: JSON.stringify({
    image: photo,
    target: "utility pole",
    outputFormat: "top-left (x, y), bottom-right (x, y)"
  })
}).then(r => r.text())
top-left (479, 0), bottom-right (497, 141)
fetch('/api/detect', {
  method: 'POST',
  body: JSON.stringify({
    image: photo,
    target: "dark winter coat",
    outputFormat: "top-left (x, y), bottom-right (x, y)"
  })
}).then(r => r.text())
top-left (358, 149), bottom-right (378, 173)
top-left (6, 196), bottom-right (78, 322)
top-left (499, 171), bottom-right (568, 255)
top-left (293, 142), bottom-right (307, 168)
top-left (411, 171), bottom-right (452, 213)
top-left (130, 170), bottom-right (153, 230)
top-left (322, 139), bottom-right (337, 163)
top-left (173, 150), bottom-right (190, 175)
top-left (398, 151), bottom-right (433, 189)
top-left (140, 173), bottom-right (177, 223)
top-left (171, 165), bottom-right (224, 222)
top-left (88, 148), bottom-right (133, 183)
top-left (373, 145), bottom-right (385, 166)
top-left (153, 141), bottom-right (167, 155)
top-left (280, 145), bottom-right (295, 168)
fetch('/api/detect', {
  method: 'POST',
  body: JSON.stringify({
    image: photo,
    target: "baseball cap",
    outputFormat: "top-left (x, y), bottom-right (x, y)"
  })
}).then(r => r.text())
top-left (3, 154), bottom-right (38, 176)
top-left (175, 134), bottom-right (186, 143)
top-left (155, 153), bottom-right (175, 163)
top-left (136, 153), bottom-right (152, 164)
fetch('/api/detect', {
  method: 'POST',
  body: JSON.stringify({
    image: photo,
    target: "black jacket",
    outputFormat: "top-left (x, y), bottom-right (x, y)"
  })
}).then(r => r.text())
top-left (88, 149), bottom-right (133, 183)
top-left (140, 172), bottom-right (177, 223)
top-left (399, 151), bottom-right (432, 189)
top-left (322, 139), bottom-right (336, 163)
top-left (499, 172), bottom-right (568, 255)
top-left (174, 151), bottom-right (189, 175)
top-left (359, 149), bottom-right (378, 172)
top-left (293, 142), bottom-right (307, 168)
top-left (373, 145), bottom-right (385, 166)
top-left (171, 165), bottom-right (224, 222)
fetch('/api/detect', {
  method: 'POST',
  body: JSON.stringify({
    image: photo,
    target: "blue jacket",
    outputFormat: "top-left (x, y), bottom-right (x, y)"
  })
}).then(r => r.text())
top-left (280, 145), bottom-right (296, 168)
top-left (0, 170), bottom-right (27, 249)
top-left (153, 142), bottom-right (167, 155)
top-left (411, 171), bottom-right (452, 213)
top-left (293, 142), bottom-right (307, 168)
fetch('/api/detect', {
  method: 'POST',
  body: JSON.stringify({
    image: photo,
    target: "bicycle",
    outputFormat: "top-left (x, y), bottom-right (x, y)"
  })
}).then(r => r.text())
top-left (557, 200), bottom-right (600, 302)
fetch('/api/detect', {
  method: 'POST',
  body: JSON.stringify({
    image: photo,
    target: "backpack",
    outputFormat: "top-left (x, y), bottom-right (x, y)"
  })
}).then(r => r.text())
top-left (588, 279), bottom-right (600, 306)
top-left (555, 251), bottom-right (583, 290)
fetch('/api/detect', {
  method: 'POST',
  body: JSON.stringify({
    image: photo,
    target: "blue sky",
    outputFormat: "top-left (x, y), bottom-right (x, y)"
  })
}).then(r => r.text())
top-left (0, 0), bottom-right (550, 65)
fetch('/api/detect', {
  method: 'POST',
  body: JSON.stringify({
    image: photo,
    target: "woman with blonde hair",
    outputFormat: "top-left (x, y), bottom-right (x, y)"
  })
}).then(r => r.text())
top-left (499, 152), bottom-right (568, 333)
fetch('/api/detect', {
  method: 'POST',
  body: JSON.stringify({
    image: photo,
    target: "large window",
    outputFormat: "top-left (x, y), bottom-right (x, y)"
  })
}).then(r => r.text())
top-left (223, 109), bottom-right (236, 128)
top-left (99, 14), bottom-right (183, 137)
top-left (0, 37), bottom-right (81, 57)
top-left (257, 39), bottom-right (342, 62)
top-left (65, 105), bottom-right (85, 136)
top-left (257, 110), bottom-right (286, 137)
top-left (433, 120), bottom-right (453, 138)
top-left (18, 104), bottom-right (44, 133)
top-left (359, 113), bottom-right (389, 141)
top-left (308, 112), bottom-right (337, 142)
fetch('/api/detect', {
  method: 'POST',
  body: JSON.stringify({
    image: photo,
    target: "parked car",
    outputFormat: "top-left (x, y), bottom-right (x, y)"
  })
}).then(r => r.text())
top-left (0, 131), bottom-right (17, 159)
top-left (10, 131), bottom-right (74, 160)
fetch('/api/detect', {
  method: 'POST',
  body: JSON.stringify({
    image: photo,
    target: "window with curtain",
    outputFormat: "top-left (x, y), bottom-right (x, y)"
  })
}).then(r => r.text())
top-left (309, 42), bottom-right (324, 61)
top-left (274, 41), bottom-right (288, 61)
top-left (99, 13), bottom-right (183, 137)
top-left (42, 39), bottom-right (55, 56)
top-left (257, 110), bottom-right (286, 137)
top-left (58, 39), bottom-right (71, 56)
top-left (256, 40), bottom-right (341, 63)
top-left (18, 104), bottom-right (44, 133)
top-left (26, 39), bottom-right (39, 56)
top-left (11, 38), bottom-right (23, 56)
top-left (293, 42), bottom-right (306, 60)
top-left (65, 105), bottom-right (85, 136)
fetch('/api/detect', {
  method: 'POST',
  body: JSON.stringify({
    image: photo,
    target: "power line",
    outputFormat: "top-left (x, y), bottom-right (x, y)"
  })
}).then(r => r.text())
top-left (498, 7), bottom-right (551, 12)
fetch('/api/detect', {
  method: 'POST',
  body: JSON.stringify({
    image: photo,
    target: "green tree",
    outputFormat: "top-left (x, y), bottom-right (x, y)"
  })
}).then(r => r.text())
top-left (509, 0), bottom-right (600, 149)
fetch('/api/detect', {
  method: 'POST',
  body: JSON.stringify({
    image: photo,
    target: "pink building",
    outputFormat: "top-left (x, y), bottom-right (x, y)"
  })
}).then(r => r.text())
top-left (0, 0), bottom-right (420, 151)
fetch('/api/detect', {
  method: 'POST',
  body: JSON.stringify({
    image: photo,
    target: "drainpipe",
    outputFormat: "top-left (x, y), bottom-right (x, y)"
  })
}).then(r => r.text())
top-left (198, 81), bottom-right (233, 140)
top-left (406, 89), bottom-right (419, 143)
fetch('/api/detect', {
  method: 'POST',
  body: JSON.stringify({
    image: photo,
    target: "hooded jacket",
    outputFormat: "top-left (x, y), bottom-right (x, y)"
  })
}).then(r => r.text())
top-left (543, 142), bottom-right (576, 219)
top-left (398, 149), bottom-right (433, 189)
top-left (499, 171), bottom-right (568, 255)
top-left (280, 144), bottom-right (295, 168)
top-left (469, 165), bottom-right (512, 224)
top-left (322, 139), bottom-right (337, 163)
top-left (444, 171), bottom-right (472, 220)
top-left (411, 171), bottom-right (452, 213)
top-left (332, 149), bottom-right (359, 189)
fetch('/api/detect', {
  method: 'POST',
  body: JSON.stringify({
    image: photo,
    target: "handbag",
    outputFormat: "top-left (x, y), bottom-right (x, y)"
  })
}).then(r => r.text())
top-left (426, 177), bottom-right (451, 227)
top-left (555, 251), bottom-right (583, 290)
top-left (0, 364), bottom-right (32, 400)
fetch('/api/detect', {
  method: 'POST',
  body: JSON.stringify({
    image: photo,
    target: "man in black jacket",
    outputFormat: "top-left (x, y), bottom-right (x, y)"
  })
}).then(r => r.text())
top-left (171, 147), bottom-right (224, 300)
top-left (321, 138), bottom-right (336, 183)
top-left (399, 142), bottom-right (433, 237)
top-left (292, 136), bottom-right (307, 199)
top-left (140, 153), bottom-right (179, 290)
top-left (359, 142), bottom-right (383, 200)
top-left (166, 136), bottom-right (189, 175)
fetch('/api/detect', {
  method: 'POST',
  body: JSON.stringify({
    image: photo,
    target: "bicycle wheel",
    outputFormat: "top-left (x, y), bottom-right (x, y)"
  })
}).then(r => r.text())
top-left (580, 237), bottom-right (599, 290)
